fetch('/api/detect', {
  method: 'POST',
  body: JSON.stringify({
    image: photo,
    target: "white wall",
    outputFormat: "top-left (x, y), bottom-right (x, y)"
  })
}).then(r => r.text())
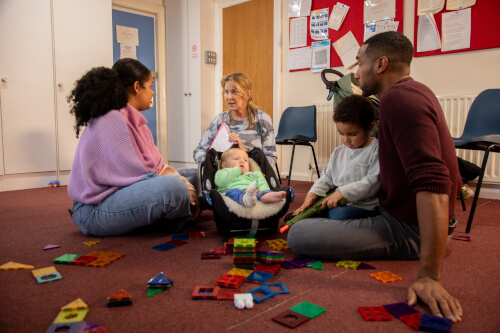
top-left (279, 0), bottom-right (500, 182)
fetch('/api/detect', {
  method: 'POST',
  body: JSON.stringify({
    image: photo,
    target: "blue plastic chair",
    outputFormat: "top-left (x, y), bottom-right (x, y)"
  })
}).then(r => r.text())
top-left (275, 105), bottom-right (320, 187)
top-left (453, 89), bottom-right (500, 233)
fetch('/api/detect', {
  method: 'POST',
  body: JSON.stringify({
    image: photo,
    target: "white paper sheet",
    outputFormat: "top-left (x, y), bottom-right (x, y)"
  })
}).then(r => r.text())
top-left (310, 8), bottom-right (329, 40)
top-left (417, 0), bottom-right (445, 16)
top-left (333, 31), bottom-right (360, 70)
top-left (120, 44), bottom-right (137, 59)
top-left (364, 19), bottom-right (399, 42)
top-left (208, 122), bottom-right (236, 153)
top-left (363, 0), bottom-right (396, 24)
top-left (116, 25), bottom-right (139, 46)
top-left (417, 13), bottom-right (441, 52)
top-left (441, 8), bottom-right (471, 52)
top-left (446, 0), bottom-right (476, 11)
top-left (290, 17), bottom-right (308, 48)
top-left (288, 46), bottom-right (312, 71)
top-left (311, 40), bottom-right (331, 72)
top-left (288, 0), bottom-right (312, 18)
top-left (328, 2), bottom-right (350, 31)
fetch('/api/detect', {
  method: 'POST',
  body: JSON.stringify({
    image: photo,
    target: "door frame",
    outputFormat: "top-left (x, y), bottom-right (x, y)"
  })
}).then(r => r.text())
top-left (214, 0), bottom-right (282, 127)
top-left (112, 0), bottom-right (168, 159)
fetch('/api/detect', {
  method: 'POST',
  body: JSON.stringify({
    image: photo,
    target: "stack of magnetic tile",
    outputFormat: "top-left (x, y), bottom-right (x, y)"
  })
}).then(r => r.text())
top-left (32, 266), bottom-right (62, 284)
top-left (233, 238), bottom-right (256, 270)
top-left (266, 239), bottom-right (289, 251)
top-left (47, 298), bottom-right (90, 330)
top-left (223, 238), bottom-right (234, 254)
top-left (106, 289), bottom-right (132, 307)
top-left (147, 272), bottom-right (173, 297)
top-left (256, 250), bottom-right (284, 264)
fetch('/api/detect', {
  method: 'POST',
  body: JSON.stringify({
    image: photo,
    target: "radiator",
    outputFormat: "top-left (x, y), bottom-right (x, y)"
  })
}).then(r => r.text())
top-left (314, 95), bottom-right (499, 184)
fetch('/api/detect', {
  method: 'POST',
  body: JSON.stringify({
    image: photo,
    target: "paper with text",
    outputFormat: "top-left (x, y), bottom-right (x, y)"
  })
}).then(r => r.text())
top-left (288, 46), bottom-right (312, 71)
top-left (417, 0), bottom-right (445, 16)
top-left (417, 13), bottom-right (441, 52)
top-left (333, 31), bottom-right (360, 70)
top-left (441, 8), bottom-right (471, 52)
top-left (288, 0), bottom-right (312, 17)
top-left (363, 0), bottom-right (396, 24)
top-left (446, 0), bottom-right (476, 11)
top-left (209, 122), bottom-right (236, 152)
top-left (290, 17), bottom-right (308, 48)
top-left (312, 40), bottom-right (331, 72)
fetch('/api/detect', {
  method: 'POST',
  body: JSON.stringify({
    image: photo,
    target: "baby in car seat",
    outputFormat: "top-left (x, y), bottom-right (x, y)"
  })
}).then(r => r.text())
top-left (215, 148), bottom-right (286, 207)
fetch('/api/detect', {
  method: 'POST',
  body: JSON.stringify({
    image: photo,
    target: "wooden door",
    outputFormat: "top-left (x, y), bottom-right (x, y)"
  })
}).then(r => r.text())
top-left (223, 0), bottom-right (273, 120)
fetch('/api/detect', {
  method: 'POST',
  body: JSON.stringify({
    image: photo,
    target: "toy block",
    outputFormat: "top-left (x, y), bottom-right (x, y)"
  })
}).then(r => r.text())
top-left (227, 268), bottom-right (253, 277)
top-left (107, 299), bottom-right (132, 307)
top-left (61, 298), bottom-right (88, 311)
top-left (152, 243), bottom-right (177, 252)
top-left (53, 254), bottom-right (81, 264)
top-left (307, 261), bottom-right (324, 270)
top-left (43, 244), bottom-right (61, 251)
top-left (48, 180), bottom-right (60, 187)
top-left (254, 264), bottom-right (281, 275)
top-left (0, 262), bottom-right (34, 270)
top-left (147, 272), bottom-right (173, 287)
top-left (53, 309), bottom-right (89, 324)
top-left (166, 240), bottom-right (187, 247)
top-left (189, 231), bottom-right (206, 239)
top-left (45, 321), bottom-right (83, 333)
top-left (290, 302), bottom-right (326, 319)
top-left (336, 260), bottom-right (361, 269)
top-left (400, 313), bottom-right (422, 331)
top-left (70, 255), bottom-right (97, 266)
top-left (370, 271), bottom-right (403, 283)
top-left (217, 288), bottom-right (242, 301)
top-left (107, 289), bottom-right (132, 301)
top-left (32, 266), bottom-right (63, 284)
top-left (266, 239), bottom-right (289, 251)
top-left (382, 302), bottom-right (419, 319)
top-left (83, 240), bottom-right (100, 247)
top-left (85, 251), bottom-right (125, 267)
top-left (234, 238), bottom-right (256, 249)
top-left (147, 288), bottom-right (165, 297)
top-left (356, 263), bottom-right (376, 270)
top-left (192, 286), bottom-right (219, 300)
top-left (272, 310), bottom-right (310, 328)
top-left (281, 257), bottom-right (314, 269)
top-left (246, 271), bottom-right (274, 284)
top-left (216, 274), bottom-right (246, 289)
top-left (201, 252), bottom-right (221, 259)
top-left (419, 314), bottom-right (452, 333)
top-left (452, 235), bottom-right (472, 242)
top-left (357, 307), bottom-right (392, 321)
top-left (172, 234), bottom-right (189, 240)
top-left (247, 283), bottom-right (289, 304)
top-left (234, 293), bottom-right (253, 309)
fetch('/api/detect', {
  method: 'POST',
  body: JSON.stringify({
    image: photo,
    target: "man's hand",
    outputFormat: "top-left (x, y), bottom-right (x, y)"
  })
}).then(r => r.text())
top-left (407, 276), bottom-right (462, 322)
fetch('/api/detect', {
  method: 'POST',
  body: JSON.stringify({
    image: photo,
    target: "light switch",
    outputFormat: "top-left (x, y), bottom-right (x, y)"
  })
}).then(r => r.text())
top-left (205, 51), bottom-right (216, 65)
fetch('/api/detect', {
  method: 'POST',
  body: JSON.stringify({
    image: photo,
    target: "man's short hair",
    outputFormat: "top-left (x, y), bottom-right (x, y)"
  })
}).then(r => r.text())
top-left (363, 31), bottom-right (413, 65)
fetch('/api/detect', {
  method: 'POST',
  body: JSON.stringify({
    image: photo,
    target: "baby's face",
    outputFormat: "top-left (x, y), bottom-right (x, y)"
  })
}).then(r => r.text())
top-left (223, 149), bottom-right (250, 174)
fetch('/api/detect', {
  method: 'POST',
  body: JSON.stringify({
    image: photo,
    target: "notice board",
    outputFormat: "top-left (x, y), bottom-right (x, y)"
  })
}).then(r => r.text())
top-left (413, 0), bottom-right (500, 58)
top-left (289, 0), bottom-right (405, 68)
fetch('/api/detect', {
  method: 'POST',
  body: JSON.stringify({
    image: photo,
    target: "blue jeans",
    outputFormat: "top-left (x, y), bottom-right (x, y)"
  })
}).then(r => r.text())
top-left (71, 172), bottom-right (191, 236)
top-left (328, 205), bottom-right (378, 220)
top-left (287, 208), bottom-right (420, 261)
top-left (177, 168), bottom-right (198, 188)
top-left (225, 189), bottom-right (271, 205)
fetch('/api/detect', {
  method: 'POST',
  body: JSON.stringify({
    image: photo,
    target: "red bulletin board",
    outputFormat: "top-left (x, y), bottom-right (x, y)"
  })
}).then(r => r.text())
top-left (413, 0), bottom-right (500, 57)
top-left (289, 0), bottom-right (405, 69)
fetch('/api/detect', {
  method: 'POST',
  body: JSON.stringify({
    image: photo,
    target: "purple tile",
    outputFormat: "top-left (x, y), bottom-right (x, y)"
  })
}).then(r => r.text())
top-left (356, 263), bottom-right (376, 270)
top-left (382, 302), bottom-right (419, 319)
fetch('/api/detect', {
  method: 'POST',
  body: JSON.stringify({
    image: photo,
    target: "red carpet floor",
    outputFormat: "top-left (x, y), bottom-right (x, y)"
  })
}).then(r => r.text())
top-left (0, 182), bottom-right (499, 332)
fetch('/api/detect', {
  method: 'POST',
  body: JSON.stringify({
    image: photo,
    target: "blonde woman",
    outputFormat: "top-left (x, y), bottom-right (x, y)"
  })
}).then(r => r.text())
top-left (193, 73), bottom-right (277, 165)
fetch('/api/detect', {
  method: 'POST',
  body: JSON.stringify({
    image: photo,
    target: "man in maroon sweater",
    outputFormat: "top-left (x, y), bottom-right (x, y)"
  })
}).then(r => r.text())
top-left (287, 31), bottom-right (462, 323)
top-left (355, 31), bottom-right (462, 322)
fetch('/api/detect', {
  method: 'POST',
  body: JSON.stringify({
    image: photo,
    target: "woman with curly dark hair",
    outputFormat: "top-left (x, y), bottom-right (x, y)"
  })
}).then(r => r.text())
top-left (67, 58), bottom-right (199, 236)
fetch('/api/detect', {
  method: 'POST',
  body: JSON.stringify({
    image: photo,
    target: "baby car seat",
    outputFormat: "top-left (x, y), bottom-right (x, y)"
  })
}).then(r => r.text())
top-left (197, 148), bottom-right (294, 237)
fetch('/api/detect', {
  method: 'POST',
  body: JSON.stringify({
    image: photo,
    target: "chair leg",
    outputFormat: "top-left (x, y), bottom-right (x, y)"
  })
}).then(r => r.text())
top-left (275, 162), bottom-right (282, 185)
top-left (459, 190), bottom-right (466, 211)
top-left (309, 144), bottom-right (321, 180)
top-left (287, 142), bottom-right (297, 187)
top-left (465, 148), bottom-right (491, 233)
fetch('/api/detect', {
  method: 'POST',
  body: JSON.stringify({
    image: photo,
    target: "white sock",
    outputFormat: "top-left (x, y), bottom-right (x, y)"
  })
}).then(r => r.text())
top-left (242, 182), bottom-right (257, 207)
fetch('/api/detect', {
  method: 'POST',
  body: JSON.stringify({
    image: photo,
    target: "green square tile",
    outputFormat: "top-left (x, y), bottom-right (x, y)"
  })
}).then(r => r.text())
top-left (53, 254), bottom-right (81, 264)
top-left (290, 302), bottom-right (326, 319)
